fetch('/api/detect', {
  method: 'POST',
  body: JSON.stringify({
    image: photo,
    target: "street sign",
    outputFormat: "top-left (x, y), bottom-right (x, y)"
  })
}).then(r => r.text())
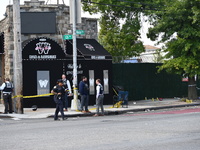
top-left (63, 35), bottom-right (73, 40)
top-left (76, 30), bottom-right (85, 35)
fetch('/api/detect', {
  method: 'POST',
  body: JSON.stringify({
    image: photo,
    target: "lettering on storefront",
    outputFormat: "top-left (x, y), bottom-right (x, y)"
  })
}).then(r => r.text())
top-left (91, 56), bottom-right (105, 59)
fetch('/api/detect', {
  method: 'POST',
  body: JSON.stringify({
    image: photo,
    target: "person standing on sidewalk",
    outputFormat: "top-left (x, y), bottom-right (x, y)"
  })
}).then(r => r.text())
top-left (51, 79), bottom-right (67, 121)
top-left (0, 78), bottom-right (14, 114)
top-left (94, 79), bottom-right (104, 117)
top-left (79, 76), bottom-right (91, 113)
top-left (61, 74), bottom-right (72, 111)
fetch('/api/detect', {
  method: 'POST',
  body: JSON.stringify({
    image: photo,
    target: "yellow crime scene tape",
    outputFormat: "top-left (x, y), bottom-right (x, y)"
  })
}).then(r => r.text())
top-left (1, 88), bottom-right (122, 109)
top-left (0, 87), bottom-right (79, 101)
top-left (0, 93), bottom-right (54, 101)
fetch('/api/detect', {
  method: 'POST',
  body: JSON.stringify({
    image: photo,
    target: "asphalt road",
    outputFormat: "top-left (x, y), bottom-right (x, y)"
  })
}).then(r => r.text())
top-left (0, 106), bottom-right (200, 150)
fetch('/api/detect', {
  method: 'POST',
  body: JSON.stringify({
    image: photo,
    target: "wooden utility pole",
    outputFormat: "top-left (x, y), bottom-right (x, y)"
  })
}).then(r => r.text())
top-left (13, 0), bottom-right (23, 114)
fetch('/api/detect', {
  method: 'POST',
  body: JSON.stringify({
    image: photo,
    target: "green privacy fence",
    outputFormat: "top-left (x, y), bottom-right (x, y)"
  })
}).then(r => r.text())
top-left (112, 63), bottom-right (189, 100)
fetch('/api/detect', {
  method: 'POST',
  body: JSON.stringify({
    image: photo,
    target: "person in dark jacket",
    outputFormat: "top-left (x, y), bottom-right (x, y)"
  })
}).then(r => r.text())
top-left (51, 79), bottom-right (67, 121)
top-left (79, 76), bottom-right (91, 113)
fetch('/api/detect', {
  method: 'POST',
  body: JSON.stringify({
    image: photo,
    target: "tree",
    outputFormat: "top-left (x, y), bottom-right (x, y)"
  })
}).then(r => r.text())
top-left (99, 14), bottom-right (144, 58)
top-left (82, 0), bottom-right (147, 59)
top-left (147, 0), bottom-right (200, 99)
top-left (153, 49), bottom-right (164, 63)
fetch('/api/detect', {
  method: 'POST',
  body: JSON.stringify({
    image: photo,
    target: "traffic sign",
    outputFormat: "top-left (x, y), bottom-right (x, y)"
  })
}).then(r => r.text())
top-left (76, 30), bottom-right (85, 35)
top-left (63, 35), bottom-right (73, 40)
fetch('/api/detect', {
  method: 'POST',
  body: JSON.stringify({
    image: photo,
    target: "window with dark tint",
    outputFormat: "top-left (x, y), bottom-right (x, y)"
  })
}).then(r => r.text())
top-left (21, 12), bottom-right (56, 34)
top-left (0, 33), bottom-right (4, 54)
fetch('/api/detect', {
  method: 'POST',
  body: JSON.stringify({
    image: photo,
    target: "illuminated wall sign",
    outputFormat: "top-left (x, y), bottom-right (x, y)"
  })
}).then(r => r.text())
top-left (37, 71), bottom-right (50, 96)
top-left (89, 70), bottom-right (95, 95)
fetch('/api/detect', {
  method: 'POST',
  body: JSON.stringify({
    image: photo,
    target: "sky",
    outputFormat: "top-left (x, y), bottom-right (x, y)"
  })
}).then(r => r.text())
top-left (0, 0), bottom-right (162, 48)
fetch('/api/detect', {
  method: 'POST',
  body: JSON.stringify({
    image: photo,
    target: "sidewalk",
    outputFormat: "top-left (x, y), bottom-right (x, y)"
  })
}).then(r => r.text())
top-left (0, 98), bottom-right (200, 119)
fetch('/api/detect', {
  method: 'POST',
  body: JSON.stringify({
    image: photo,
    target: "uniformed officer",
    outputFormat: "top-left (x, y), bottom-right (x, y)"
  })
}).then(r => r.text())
top-left (93, 79), bottom-right (104, 117)
top-left (0, 78), bottom-right (14, 114)
top-left (51, 79), bottom-right (67, 121)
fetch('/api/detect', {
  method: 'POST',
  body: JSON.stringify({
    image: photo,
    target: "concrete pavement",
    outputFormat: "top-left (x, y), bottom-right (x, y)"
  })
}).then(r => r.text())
top-left (0, 98), bottom-right (200, 119)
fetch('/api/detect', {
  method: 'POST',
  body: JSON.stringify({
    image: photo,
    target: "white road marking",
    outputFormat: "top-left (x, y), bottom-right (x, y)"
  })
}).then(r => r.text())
top-left (11, 118), bottom-right (21, 121)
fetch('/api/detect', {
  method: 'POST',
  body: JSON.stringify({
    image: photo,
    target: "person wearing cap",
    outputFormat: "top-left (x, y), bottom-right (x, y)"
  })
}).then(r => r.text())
top-left (51, 79), bottom-right (67, 121)
top-left (0, 78), bottom-right (14, 114)
top-left (61, 74), bottom-right (72, 111)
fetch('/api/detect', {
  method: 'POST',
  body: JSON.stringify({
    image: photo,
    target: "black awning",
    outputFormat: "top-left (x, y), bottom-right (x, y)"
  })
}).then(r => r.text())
top-left (22, 37), bottom-right (67, 61)
top-left (65, 39), bottom-right (112, 60)
top-left (0, 32), bottom-right (4, 54)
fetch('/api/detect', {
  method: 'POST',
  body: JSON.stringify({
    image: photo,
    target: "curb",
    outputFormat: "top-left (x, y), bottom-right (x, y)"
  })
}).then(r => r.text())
top-left (48, 103), bottom-right (200, 118)
top-left (106, 103), bottom-right (200, 115)
top-left (1, 103), bottom-right (200, 119)
top-left (0, 115), bottom-right (13, 118)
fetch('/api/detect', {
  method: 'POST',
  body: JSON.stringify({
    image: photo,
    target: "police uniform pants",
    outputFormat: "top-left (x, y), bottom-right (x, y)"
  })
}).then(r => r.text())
top-left (54, 100), bottom-right (65, 120)
top-left (96, 95), bottom-right (104, 115)
top-left (3, 93), bottom-right (13, 113)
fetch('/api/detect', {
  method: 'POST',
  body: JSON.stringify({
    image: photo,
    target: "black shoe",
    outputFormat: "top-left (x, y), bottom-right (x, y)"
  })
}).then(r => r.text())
top-left (54, 119), bottom-right (60, 121)
top-left (3, 112), bottom-right (8, 114)
top-left (62, 118), bottom-right (68, 121)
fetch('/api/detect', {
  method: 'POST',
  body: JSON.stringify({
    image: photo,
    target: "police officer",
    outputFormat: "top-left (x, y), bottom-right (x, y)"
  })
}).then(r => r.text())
top-left (93, 79), bottom-right (104, 117)
top-left (0, 78), bottom-right (14, 114)
top-left (51, 79), bottom-right (67, 121)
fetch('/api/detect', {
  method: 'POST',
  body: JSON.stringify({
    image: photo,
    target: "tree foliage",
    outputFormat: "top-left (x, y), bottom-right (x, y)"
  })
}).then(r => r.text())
top-left (147, 0), bottom-right (200, 99)
top-left (82, 0), bottom-right (149, 57)
top-left (147, 0), bottom-right (200, 78)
